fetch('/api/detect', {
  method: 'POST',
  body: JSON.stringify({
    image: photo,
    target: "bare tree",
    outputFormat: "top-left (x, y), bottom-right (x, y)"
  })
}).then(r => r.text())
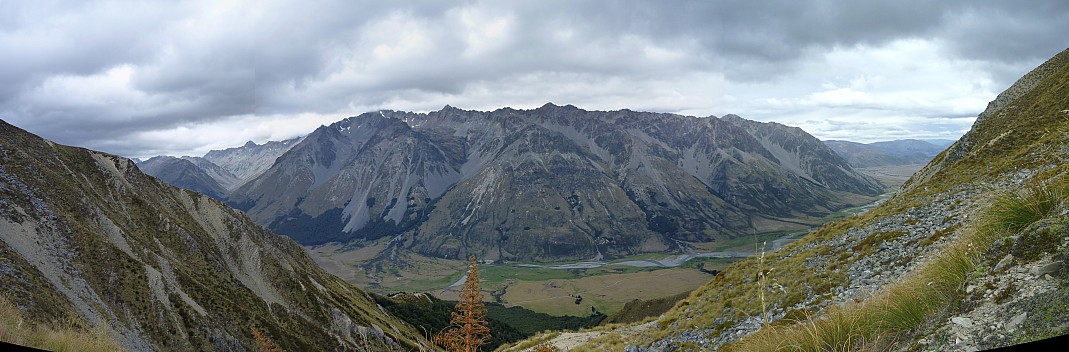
top-left (434, 255), bottom-right (491, 352)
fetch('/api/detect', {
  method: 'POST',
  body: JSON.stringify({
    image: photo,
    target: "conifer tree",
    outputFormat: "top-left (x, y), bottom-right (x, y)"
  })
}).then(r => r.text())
top-left (433, 255), bottom-right (491, 351)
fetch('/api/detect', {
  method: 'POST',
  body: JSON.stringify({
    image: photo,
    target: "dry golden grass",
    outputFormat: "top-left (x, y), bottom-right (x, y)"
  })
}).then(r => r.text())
top-left (0, 296), bottom-right (121, 351)
top-left (499, 268), bottom-right (711, 316)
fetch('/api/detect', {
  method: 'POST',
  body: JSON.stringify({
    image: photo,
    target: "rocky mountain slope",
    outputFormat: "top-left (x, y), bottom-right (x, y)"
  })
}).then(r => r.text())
top-left (136, 156), bottom-right (228, 200)
top-left (824, 139), bottom-right (946, 168)
top-left (506, 47), bottom-right (1069, 351)
top-left (229, 106), bottom-right (882, 262)
top-left (0, 121), bottom-right (429, 351)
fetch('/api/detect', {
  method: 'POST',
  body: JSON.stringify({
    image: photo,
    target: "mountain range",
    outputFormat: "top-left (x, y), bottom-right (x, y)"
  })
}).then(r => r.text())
top-left (218, 107), bottom-right (883, 262)
top-left (0, 121), bottom-right (429, 350)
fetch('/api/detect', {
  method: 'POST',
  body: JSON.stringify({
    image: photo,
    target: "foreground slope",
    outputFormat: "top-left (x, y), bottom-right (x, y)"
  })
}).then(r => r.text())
top-left (231, 105), bottom-right (881, 262)
top-left (0, 121), bottom-right (428, 351)
top-left (505, 48), bottom-right (1069, 351)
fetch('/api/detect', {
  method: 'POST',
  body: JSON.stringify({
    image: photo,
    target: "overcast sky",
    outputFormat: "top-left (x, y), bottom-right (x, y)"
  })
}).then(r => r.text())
top-left (1, 1), bottom-right (1066, 159)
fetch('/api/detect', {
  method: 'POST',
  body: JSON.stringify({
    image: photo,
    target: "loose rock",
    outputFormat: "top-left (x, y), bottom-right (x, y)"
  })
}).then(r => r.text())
top-left (1007, 312), bottom-right (1027, 331)
top-left (994, 254), bottom-right (1014, 272)
top-left (1033, 261), bottom-right (1062, 276)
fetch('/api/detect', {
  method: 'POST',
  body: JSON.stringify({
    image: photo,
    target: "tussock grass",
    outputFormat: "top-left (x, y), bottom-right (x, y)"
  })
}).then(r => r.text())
top-left (731, 180), bottom-right (1067, 351)
top-left (981, 182), bottom-right (1066, 241)
top-left (0, 296), bottom-right (120, 351)
top-left (532, 342), bottom-right (562, 352)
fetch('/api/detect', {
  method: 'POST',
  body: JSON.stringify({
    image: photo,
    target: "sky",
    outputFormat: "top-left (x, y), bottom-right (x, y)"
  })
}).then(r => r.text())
top-left (1, 1), bottom-right (1067, 159)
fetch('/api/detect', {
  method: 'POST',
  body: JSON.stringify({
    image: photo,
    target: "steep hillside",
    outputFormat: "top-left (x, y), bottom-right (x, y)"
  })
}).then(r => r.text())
top-left (824, 139), bottom-right (945, 168)
top-left (0, 121), bottom-right (429, 351)
top-left (136, 156), bottom-right (228, 200)
top-left (504, 48), bottom-right (1069, 351)
top-left (230, 106), bottom-right (882, 262)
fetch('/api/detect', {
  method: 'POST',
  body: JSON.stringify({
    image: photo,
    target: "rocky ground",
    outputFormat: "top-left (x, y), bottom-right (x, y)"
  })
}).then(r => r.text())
top-left (911, 217), bottom-right (1069, 351)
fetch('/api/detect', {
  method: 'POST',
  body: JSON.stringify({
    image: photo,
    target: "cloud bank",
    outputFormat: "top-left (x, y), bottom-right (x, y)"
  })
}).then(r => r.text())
top-left (1, 0), bottom-right (1066, 158)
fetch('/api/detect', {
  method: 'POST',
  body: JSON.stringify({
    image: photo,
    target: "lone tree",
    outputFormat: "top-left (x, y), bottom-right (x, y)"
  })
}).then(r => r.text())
top-left (434, 255), bottom-right (491, 351)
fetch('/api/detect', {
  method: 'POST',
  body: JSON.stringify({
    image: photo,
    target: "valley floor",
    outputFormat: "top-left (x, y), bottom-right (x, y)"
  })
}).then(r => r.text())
top-left (303, 194), bottom-right (892, 319)
top-left (856, 164), bottom-right (926, 189)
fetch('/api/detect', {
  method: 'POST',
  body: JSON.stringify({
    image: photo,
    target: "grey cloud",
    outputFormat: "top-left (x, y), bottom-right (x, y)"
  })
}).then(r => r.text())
top-left (0, 1), bottom-right (167, 98)
top-left (0, 0), bottom-right (1066, 157)
top-left (941, 1), bottom-right (1069, 62)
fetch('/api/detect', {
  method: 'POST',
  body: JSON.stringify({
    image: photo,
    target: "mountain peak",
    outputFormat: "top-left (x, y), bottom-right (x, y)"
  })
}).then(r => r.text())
top-left (534, 102), bottom-right (583, 114)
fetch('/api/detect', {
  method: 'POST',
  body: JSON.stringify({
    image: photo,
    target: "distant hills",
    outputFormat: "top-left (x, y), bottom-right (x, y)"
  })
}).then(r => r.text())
top-left (823, 139), bottom-right (949, 168)
top-left (203, 138), bottom-right (304, 182)
top-left (136, 137), bottom-right (302, 201)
